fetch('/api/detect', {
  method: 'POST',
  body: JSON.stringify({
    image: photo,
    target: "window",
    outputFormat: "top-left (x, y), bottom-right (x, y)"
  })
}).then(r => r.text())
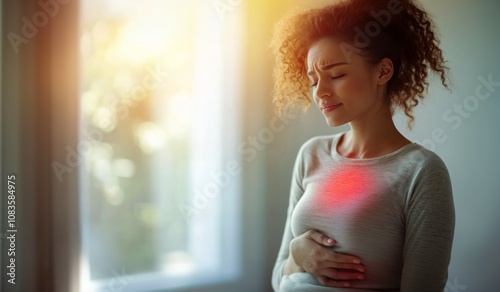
top-left (78, 1), bottom-right (242, 291)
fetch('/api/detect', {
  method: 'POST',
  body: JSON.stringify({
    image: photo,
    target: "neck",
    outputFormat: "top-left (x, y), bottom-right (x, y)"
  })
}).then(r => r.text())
top-left (339, 105), bottom-right (410, 159)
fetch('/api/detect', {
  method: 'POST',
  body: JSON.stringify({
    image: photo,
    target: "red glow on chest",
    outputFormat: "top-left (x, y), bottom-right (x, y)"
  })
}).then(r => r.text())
top-left (317, 164), bottom-right (376, 210)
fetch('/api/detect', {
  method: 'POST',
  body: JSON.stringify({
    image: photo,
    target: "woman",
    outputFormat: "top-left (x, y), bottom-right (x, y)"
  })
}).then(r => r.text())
top-left (270, 0), bottom-right (455, 291)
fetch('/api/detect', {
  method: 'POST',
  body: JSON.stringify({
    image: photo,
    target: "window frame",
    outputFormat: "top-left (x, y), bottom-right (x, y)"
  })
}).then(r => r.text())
top-left (1, 0), bottom-right (81, 292)
top-left (77, 1), bottom-right (244, 290)
top-left (0, 0), bottom-right (284, 291)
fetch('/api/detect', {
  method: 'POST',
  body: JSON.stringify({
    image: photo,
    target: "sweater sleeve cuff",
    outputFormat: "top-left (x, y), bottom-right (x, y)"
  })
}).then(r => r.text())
top-left (271, 260), bottom-right (286, 291)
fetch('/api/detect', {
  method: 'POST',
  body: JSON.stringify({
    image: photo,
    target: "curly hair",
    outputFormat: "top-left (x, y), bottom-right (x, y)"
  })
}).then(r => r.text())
top-left (270, 0), bottom-right (449, 127)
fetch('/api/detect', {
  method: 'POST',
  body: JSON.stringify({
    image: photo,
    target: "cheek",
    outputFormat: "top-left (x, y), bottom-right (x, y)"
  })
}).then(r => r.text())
top-left (339, 73), bottom-right (373, 99)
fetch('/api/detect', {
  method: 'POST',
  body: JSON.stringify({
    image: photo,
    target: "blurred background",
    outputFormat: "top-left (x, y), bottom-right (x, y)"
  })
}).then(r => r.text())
top-left (1, 0), bottom-right (499, 291)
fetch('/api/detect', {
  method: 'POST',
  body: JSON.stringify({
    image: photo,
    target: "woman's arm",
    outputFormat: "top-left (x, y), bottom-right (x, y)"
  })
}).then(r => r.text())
top-left (272, 140), bottom-right (365, 291)
top-left (271, 144), bottom-right (306, 291)
top-left (400, 153), bottom-right (455, 292)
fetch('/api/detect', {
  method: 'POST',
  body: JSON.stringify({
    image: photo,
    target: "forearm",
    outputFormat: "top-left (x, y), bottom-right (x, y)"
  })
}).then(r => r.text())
top-left (273, 246), bottom-right (306, 291)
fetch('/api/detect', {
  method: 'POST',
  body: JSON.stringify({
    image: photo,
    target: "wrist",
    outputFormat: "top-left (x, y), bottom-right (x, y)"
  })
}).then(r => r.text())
top-left (283, 254), bottom-right (305, 276)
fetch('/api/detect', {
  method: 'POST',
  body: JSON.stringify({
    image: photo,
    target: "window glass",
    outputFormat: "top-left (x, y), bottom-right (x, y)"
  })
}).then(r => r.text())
top-left (79, 1), bottom-right (242, 290)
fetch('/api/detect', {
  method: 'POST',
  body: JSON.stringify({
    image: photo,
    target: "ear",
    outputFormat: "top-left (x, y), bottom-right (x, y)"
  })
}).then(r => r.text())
top-left (376, 58), bottom-right (394, 85)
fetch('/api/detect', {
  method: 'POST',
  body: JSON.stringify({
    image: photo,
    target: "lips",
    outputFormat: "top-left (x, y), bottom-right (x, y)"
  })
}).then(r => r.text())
top-left (321, 103), bottom-right (342, 113)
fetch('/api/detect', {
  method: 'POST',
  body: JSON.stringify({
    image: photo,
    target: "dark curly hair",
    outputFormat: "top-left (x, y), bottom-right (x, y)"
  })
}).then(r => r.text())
top-left (270, 0), bottom-right (449, 127)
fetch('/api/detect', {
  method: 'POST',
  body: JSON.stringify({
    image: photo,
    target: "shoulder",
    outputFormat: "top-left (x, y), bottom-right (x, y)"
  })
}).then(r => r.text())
top-left (386, 144), bottom-right (452, 195)
top-left (404, 144), bottom-right (450, 175)
top-left (297, 133), bottom-right (342, 158)
top-left (291, 133), bottom-right (341, 176)
top-left (400, 145), bottom-right (452, 201)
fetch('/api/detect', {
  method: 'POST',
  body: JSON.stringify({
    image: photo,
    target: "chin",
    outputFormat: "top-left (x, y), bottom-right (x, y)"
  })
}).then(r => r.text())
top-left (325, 117), bottom-right (349, 128)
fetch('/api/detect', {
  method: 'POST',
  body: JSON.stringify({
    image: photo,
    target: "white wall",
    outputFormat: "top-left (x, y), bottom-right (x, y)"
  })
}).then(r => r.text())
top-left (413, 1), bottom-right (500, 291)
top-left (265, 1), bottom-right (500, 291)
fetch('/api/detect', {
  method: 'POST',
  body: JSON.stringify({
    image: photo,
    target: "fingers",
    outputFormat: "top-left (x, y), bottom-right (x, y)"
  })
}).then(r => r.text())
top-left (317, 275), bottom-right (355, 288)
top-left (303, 230), bottom-right (362, 264)
top-left (325, 268), bottom-right (365, 281)
top-left (305, 230), bottom-right (336, 247)
top-left (301, 230), bottom-right (364, 268)
top-left (327, 250), bottom-right (362, 264)
top-left (316, 268), bottom-right (365, 288)
top-left (312, 262), bottom-right (365, 280)
top-left (317, 276), bottom-right (352, 288)
top-left (299, 230), bottom-right (367, 287)
top-left (306, 258), bottom-right (365, 278)
top-left (325, 262), bottom-right (365, 273)
top-left (309, 243), bottom-right (363, 265)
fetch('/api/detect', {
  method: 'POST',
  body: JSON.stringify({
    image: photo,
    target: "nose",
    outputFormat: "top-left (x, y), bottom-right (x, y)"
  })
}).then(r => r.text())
top-left (314, 77), bottom-right (332, 100)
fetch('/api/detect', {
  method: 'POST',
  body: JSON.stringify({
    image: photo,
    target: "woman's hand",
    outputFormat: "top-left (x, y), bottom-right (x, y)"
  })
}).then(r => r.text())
top-left (283, 230), bottom-right (365, 288)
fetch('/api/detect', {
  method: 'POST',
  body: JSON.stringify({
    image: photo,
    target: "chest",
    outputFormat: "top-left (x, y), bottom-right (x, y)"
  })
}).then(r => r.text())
top-left (290, 163), bottom-right (407, 243)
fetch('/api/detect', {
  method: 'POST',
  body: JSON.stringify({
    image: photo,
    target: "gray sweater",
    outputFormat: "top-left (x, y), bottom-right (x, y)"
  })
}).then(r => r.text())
top-left (272, 133), bottom-right (455, 292)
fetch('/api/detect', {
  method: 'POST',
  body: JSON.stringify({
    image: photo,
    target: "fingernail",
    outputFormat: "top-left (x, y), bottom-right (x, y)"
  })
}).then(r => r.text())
top-left (353, 259), bottom-right (361, 264)
top-left (326, 238), bottom-right (334, 244)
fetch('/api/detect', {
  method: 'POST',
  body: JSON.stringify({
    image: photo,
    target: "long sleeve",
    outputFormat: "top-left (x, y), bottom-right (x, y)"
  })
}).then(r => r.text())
top-left (400, 154), bottom-right (455, 292)
top-left (271, 134), bottom-right (455, 291)
top-left (271, 144), bottom-right (306, 292)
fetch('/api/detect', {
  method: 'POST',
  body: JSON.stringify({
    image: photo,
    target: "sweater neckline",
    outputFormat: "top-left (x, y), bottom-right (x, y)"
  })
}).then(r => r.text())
top-left (331, 132), bottom-right (420, 164)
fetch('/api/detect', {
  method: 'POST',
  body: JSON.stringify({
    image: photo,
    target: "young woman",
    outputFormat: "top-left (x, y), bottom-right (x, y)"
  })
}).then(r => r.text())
top-left (270, 0), bottom-right (455, 291)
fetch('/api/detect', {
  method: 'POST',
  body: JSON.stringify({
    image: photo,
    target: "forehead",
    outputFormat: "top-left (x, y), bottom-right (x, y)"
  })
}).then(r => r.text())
top-left (307, 37), bottom-right (349, 68)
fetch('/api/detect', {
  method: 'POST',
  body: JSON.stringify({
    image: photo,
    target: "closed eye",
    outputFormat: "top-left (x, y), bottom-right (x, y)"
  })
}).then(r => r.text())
top-left (310, 74), bottom-right (346, 88)
top-left (331, 74), bottom-right (346, 80)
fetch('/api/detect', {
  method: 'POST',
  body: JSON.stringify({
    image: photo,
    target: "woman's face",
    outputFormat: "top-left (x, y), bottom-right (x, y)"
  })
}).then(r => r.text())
top-left (306, 37), bottom-right (387, 127)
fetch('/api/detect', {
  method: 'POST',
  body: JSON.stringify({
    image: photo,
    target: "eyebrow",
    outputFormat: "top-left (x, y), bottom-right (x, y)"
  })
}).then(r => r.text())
top-left (307, 62), bottom-right (348, 77)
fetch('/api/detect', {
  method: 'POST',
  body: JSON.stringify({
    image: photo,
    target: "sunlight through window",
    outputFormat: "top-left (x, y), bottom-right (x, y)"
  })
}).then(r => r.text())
top-left (78, 1), bottom-right (242, 291)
